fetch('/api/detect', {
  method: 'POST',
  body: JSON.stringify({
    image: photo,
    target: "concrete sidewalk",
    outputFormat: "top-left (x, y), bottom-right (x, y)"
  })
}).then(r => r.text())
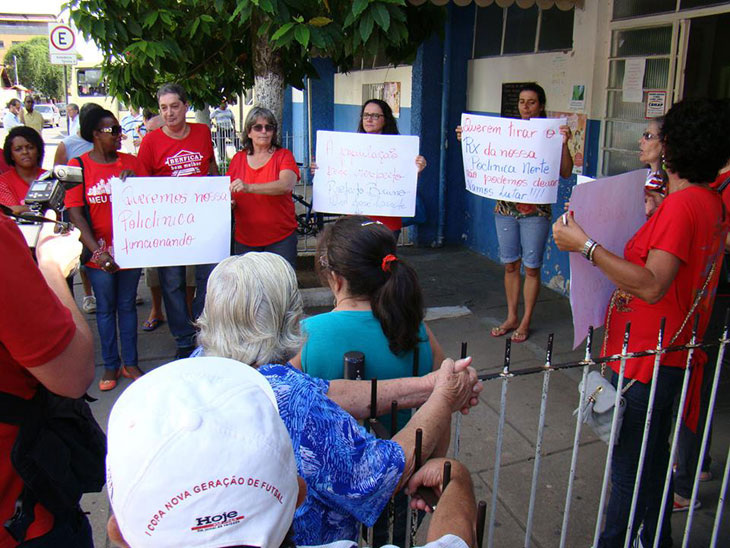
top-left (77, 245), bottom-right (730, 547)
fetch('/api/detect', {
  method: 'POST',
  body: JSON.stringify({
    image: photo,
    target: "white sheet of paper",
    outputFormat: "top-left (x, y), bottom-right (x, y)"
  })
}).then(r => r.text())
top-left (623, 58), bottom-right (646, 103)
top-left (460, 113), bottom-right (565, 204)
top-left (111, 176), bottom-right (231, 268)
top-left (312, 130), bottom-right (419, 216)
top-left (568, 169), bottom-right (647, 348)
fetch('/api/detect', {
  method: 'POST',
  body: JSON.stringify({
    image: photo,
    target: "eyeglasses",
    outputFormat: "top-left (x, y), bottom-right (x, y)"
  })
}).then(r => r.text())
top-left (251, 123), bottom-right (276, 133)
top-left (98, 125), bottom-right (123, 136)
top-left (362, 113), bottom-right (384, 121)
top-left (642, 132), bottom-right (658, 141)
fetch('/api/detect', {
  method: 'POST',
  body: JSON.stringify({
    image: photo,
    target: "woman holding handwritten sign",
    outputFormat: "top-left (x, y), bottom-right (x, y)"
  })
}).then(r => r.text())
top-left (228, 107), bottom-right (300, 268)
top-left (457, 83), bottom-right (573, 343)
top-left (313, 99), bottom-right (427, 238)
top-left (65, 108), bottom-right (142, 391)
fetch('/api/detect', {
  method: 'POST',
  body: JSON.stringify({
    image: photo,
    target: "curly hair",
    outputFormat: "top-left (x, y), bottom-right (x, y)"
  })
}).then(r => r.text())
top-left (3, 126), bottom-right (44, 167)
top-left (80, 108), bottom-right (115, 143)
top-left (357, 99), bottom-right (400, 135)
top-left (661, 99), bottom-right (730, 184)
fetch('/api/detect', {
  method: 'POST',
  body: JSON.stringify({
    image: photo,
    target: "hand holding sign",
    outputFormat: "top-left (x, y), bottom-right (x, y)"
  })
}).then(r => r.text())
top-left (312, 130), bottom-right (419, 216)
top-left (459, 113), bottom-right (565, 204)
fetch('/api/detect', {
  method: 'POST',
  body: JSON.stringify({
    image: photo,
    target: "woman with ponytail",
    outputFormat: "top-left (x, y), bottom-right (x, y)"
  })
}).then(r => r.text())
top-left (291, 215), bottom-right (444, 429)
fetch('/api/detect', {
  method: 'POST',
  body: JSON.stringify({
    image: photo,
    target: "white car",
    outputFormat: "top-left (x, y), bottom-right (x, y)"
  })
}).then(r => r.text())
top-left (35, 104), bottom-right (61, 127)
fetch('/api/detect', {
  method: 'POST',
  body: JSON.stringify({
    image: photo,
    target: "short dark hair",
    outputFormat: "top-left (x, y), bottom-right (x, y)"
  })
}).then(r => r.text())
top-left (67, 103), bottom-right (79, 113)
top-left (142, 108), bottom-right (158, 121)
top-left (157, 82), bottom-right (188, 104)
top-left (519, 83), bottom-right (547, 118)
top-left (357, 99), bottom-right (399, 135)
top-left (241, 106), bottom-right (281, 155)
top-left (80, 108), bottom-right (116, 143)
top-left (4, 126), bottom-right (44, 167)
top-left (6, 98), bottom-right (20, 109)
top-left (316, 215), bottom-right (424, 355)
top-left (661, 99), bottom-right (730, 184)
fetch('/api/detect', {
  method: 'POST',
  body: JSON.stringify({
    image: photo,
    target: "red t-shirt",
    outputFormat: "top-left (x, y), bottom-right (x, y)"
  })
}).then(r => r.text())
top-left (137, 124), bottom-right (214, 177)
top-left (65, 152), bottom-right (139, 268)
top-left (603, 185), bottom-right (728, 381)
top-left (227, 148), bottom-right (299, 246)
top-left (710, 169), bottom-right (730, 213)
top-left (0, 168), bottom-right (45, 206)
top-left (0, 214), bottom-right (77, 546)
top-left (0, 151), bottom-right (9, 176)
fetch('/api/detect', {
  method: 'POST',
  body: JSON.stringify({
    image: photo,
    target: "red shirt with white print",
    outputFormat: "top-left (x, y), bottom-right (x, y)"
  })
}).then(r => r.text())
top-left (136, 124), bottom-right (214, 177)
top-left (65, 152), bottom-right (139, 268)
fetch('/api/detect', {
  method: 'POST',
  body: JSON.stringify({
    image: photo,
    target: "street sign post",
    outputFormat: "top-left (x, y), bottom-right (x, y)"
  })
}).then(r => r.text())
top-left (48, 23), bottom-right (77, 133)
top-left (48, 23), bottom-right (77, 65)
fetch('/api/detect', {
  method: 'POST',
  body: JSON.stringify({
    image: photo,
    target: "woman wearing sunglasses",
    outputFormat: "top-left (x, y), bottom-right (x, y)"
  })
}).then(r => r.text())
top-left (228, 106), bottom-right (300, 267)
top-left (639, 117), bottom-right (667, 218)
top-left (65, 108), bottom-right (142, 391)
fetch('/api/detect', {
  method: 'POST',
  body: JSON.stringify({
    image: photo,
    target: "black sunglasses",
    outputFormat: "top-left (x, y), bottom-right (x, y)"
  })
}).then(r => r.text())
top-left (251, 123), bottom-right (276, 133)
top-left (98, 125), bottom-right (123, 136)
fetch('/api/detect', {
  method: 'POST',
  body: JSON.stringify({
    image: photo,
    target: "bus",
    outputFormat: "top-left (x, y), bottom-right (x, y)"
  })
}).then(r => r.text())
top-left (65, 63), bottom-right (121, 118)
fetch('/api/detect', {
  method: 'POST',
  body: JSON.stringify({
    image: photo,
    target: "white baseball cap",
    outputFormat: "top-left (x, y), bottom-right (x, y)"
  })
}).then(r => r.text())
top-left (106, 357), bottom-right (299, 548)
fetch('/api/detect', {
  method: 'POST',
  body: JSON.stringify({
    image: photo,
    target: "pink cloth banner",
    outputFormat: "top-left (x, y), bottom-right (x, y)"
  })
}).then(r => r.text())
top-left (569, 169), bottom-right (646, 349)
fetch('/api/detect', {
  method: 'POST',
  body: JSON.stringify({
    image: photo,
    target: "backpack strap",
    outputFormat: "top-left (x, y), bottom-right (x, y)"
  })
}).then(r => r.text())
top-left (717, 175), bottom-right (730, 195)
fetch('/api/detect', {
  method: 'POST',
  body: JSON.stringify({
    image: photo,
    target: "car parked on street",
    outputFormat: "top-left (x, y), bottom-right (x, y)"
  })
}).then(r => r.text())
top-left (35, 104), bottom-right (61, 127)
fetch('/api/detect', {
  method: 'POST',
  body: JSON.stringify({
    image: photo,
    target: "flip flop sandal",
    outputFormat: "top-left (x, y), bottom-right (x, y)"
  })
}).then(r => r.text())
top-left (491, 326), bottom-right (515, 337)
top-left (511, 330), bottom-right (530, 343)
top-left (142, 318), bottom-right (164, 331)
top-left (672, 498), bottom-right (701, 512)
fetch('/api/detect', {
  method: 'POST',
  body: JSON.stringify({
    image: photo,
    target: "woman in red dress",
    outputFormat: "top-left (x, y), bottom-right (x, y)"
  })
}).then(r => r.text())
top-left (553, 99), bottom-right (730, 548)
top-left (0, 127), bottom-right (45, 214)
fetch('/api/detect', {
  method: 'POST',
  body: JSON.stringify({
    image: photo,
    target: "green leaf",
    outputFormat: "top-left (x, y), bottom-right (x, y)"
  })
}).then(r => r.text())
top-left (271, 22), bottom-right (295, 41)
top-left (142, 11), bottom-right (158, 28)
top-left (359, 12), bottom-right (374, 43)
top-left (190, 17), bottom-right (200, 37)
top-left (294, 25), bottom-right (310, 47)
top-left (352, 0), bottom-right (369, 19)
top-left (200, 14), bottom-right (215, 23)
top-left (159, 12), bottom-right (173, 25)
top-left (308, 16), bottom-right (332, 27)
top-left (371, 4), bottom-right (390, 31)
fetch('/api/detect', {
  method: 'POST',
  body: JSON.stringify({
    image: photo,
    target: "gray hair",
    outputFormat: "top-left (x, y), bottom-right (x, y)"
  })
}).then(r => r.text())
top-left (196, 253), bottom-right (304, 367)
top-left (157, 82), bottom-right (188, 104)
top-left (241, 106), bottom-right (280, 154)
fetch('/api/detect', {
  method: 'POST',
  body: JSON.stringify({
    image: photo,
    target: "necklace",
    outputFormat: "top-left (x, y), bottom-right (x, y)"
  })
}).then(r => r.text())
top-left (334, 296), bottom-right (370, 311)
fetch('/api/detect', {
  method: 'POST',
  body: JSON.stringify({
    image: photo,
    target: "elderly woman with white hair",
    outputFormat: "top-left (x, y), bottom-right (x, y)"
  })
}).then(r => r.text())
top-left (193, 252), bottom-right (482, 546)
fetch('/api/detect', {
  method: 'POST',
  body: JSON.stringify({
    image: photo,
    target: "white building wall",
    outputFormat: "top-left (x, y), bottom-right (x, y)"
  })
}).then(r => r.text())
top-left (467, 1), bottom-right (610, 120)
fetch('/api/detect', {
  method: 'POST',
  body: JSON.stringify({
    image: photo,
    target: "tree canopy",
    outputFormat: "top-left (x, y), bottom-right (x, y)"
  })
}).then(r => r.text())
top-left (3, 37), bottom-right (65, 99)
top-left (67, 0), bottom-right (444, 115)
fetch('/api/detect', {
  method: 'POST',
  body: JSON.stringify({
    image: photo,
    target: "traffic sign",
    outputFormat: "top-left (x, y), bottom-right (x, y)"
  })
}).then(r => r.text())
top-left (48, 23), bottom-right (78, 65)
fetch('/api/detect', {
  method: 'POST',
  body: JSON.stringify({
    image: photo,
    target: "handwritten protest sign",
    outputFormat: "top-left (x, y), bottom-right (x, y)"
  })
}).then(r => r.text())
top-left (568, 169), bottom-right (646, 348)
top-left (312, 130), bottom-right (419, 216)
top-left (460, 113), bottom-right (565, 204)
top-left (111, 176), bottom-right (231, 268)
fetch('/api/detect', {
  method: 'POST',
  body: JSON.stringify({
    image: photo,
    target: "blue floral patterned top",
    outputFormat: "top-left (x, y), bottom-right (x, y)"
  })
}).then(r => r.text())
top-left (257, 363), bottom-right (405, 545)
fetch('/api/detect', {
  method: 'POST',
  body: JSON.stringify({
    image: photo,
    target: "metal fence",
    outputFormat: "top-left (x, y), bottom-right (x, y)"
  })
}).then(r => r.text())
top-left (352, 316), bottom-right (729, 547)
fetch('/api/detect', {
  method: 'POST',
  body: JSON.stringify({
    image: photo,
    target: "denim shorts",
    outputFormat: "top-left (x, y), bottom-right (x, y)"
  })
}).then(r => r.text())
top-left (493, 213), bottom-right (550, 268)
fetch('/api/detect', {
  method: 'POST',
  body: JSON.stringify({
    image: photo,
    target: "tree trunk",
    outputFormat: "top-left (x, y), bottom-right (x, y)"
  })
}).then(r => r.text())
top-left (194, 108), bottom-right (211, 126)
top-left (253, 31), bottom-right (285, 124)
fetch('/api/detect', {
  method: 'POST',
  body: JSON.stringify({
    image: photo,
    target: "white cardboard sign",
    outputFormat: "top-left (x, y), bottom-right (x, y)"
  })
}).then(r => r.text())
top-left (312, 130), bottom-right (419, 216)
top-left (460, 113), bottom-right (565, 204)
top-left (111, 176), bottom-right (231, 268)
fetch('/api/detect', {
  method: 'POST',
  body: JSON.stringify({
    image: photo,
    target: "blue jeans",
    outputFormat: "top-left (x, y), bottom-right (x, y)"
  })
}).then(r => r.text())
top-left (599, 367), bottom-right (683, 548)
top-left (493, 213), bottom-right (550, 268)
top-left (192, 263), bottom-right (216, 320)
top-left (86, 267), bottom-right (141, 371)
top-left (157, 266), bottom-right (196, 349)
top-left (234, 230), bottom-right (298, 269)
